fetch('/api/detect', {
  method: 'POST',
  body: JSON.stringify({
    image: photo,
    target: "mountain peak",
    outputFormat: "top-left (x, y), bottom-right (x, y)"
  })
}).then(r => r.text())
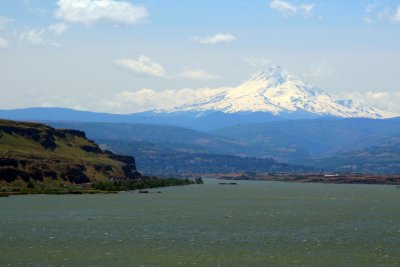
top-left (267, 65), bottom-right (288, 77)
top-left (171, 66), bottom-right (398, 119)
top-left (252, 65), bottom-right (292, 83)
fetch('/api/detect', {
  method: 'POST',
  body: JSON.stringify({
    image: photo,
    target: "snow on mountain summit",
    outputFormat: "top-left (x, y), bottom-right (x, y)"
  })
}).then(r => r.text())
top-left (172, 66), bottom-right (397, 119)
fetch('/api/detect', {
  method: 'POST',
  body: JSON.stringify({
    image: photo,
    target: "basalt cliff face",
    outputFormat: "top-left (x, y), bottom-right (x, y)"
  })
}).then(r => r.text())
top-left (0, 119), bottom-right (141, 185)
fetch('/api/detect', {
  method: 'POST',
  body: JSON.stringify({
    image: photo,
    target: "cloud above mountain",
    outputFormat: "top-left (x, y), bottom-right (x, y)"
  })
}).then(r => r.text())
top-left (114, 56), bottom-right (167, 77)
top-left (0, 36), bottom-right (8, 49)
top-left (243, 57), bottom-right (271, 67)
top-left (180, 68), bottom-right (218, 80)
top-left (75, 67), bottom-right (400, 116)
top-left (192, 34), bottom-right (236, 44)
top-left (363, 3), bottom-right (400, 25)
top-left (100, 87), bottom-right (228, 113)
top-left (0, 16), bottom-right (14, 30)
top-left (9, 86), bottom-right (400, 116)
top-left (338, 91), bottom-right (400, 115)
top-left (395, 6), bottom-right (400, 22)
top-left (114, 57), bottom-right (219, 80)
top-left (0, 16), bottom-right (14, 49)
top-left (270, 0), bottom-right (314, 17)
top-left (55, 0), bottom-right (148, 25)
top-left (19, 23), bottom-right (68, 46)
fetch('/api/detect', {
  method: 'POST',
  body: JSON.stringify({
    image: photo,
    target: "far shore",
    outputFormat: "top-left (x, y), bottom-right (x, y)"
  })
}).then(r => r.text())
top-left (203, 172), bottom-right (400, 185)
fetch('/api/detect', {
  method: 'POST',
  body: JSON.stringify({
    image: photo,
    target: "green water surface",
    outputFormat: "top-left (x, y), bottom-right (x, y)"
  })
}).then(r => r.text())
top-left (1, 179), bottom-right (400, 266)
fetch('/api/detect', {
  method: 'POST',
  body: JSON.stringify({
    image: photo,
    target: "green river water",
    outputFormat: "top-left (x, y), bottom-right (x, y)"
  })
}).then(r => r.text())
top-left (1, 179), bottom-right (400, 266)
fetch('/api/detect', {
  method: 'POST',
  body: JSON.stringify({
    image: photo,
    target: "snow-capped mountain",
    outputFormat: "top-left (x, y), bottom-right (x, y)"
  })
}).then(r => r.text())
top-left (171, 66), bottom-right (397, 119)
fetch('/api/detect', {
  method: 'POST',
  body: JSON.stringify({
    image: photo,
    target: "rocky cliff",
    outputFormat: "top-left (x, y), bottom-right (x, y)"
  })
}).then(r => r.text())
top-left (0, 119), bottom-right (141, 185)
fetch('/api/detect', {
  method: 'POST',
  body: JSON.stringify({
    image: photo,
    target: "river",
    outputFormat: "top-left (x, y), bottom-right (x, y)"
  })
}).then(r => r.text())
top-left (1, 179), bottom-right (400, 266)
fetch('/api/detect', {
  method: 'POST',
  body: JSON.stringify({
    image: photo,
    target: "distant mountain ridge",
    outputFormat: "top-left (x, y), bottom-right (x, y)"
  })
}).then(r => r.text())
top-left (1, 118), bottom-right (398, 175)
top-left (213, 117), bottom-right (400, 162)
top-left (101, 139), bottom-right (309, 176)
top-left (0, 66), bottom-right (397, 131)
top-left (44, 120), bottom-right (400, 174)
top-left (313, 142), bottom-right (400, 174)
top-left (0, 107), bottom-right (291, 131)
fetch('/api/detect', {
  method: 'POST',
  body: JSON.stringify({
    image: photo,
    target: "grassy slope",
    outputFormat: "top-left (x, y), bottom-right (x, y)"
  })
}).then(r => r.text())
top-left (0, 119), bottom-right (133, 187)
top-left (0, 131), bottom-right (120, 167)
top-left (0, 119), bottom-right (201, 196)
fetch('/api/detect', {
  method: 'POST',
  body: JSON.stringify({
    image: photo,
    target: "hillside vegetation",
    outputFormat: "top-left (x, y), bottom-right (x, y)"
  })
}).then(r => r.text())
top-left (313, 142), bottom-right (400, 173)
top-left (213, 118), bottom-right (400, 163)
top-left (48, 121), bottom-right (250, 155)
top-left (100, 140), bottom-right (309, 176)
top-left (46, 119), bottom-right (400, 174)
top-left (0, 119), bottom-right (140, 191)
top-left (0, 120), bottom-right (198, 195)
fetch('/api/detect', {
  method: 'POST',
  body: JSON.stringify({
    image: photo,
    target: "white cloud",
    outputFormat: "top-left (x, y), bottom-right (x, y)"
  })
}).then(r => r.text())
top-left (55, 0), bottom-right (148, 25)
top-left (366, 3), bottom-right (376, 13)
top-left (49, 23), bottom-right (68, 35)
top-left (19, 23), bottom-right (68, 46)
top-left (363, 3), bottom-right (379, 25)
top-left (24, 0), bottom-right (50, 17)
top-left (0, 36), bottom-right (8, 49)
top-left (4, 87), bottom-right (229, 114)
top-left (363, 3), bottom-right (400, 24)
top-left (14, 88), bottom-right (400, 115)
top-left (300, 4), bottom-right (314, 17)
top-left (12, 87), bottom-right (231, 114)
top-left (307, 62), bottom-right (334, 77)
top-left (338, 91), bottom-right (400, 113)
top-left (243, 57), bottom-right (271, 67)
top-left (20, 29), bottom-right (47, 46)
top-left (270, 0), bottom-right (297, 16)
top-left (394, 6), bottom-right (400, 22)
top-left (180, 68), bottom-right (218, 80)
top-left (193, 34), bottom-right (236, 44)
top-left (100, 87), bottom-right (229, 113)
top-left (0, 16), bottom-right (14, 30)
top-left (363, 15), bottom-right (374, 25)
top-left (270, 0), bottom-right (315, 17)
top-left (366, 92), bottom-right (388, 98)
top-left (114, 55), bottom-right (167, 77)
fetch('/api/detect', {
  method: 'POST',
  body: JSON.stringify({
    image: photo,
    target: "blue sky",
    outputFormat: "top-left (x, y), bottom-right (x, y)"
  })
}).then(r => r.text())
top-left (0, 0), bottom-right (400, 113)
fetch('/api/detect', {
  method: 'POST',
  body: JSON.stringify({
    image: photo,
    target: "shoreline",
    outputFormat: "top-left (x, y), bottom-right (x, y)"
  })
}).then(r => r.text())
top-left (206, 172), bottom-right (400, 185)
top-left (0, 177), bottom-right (203, 197)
